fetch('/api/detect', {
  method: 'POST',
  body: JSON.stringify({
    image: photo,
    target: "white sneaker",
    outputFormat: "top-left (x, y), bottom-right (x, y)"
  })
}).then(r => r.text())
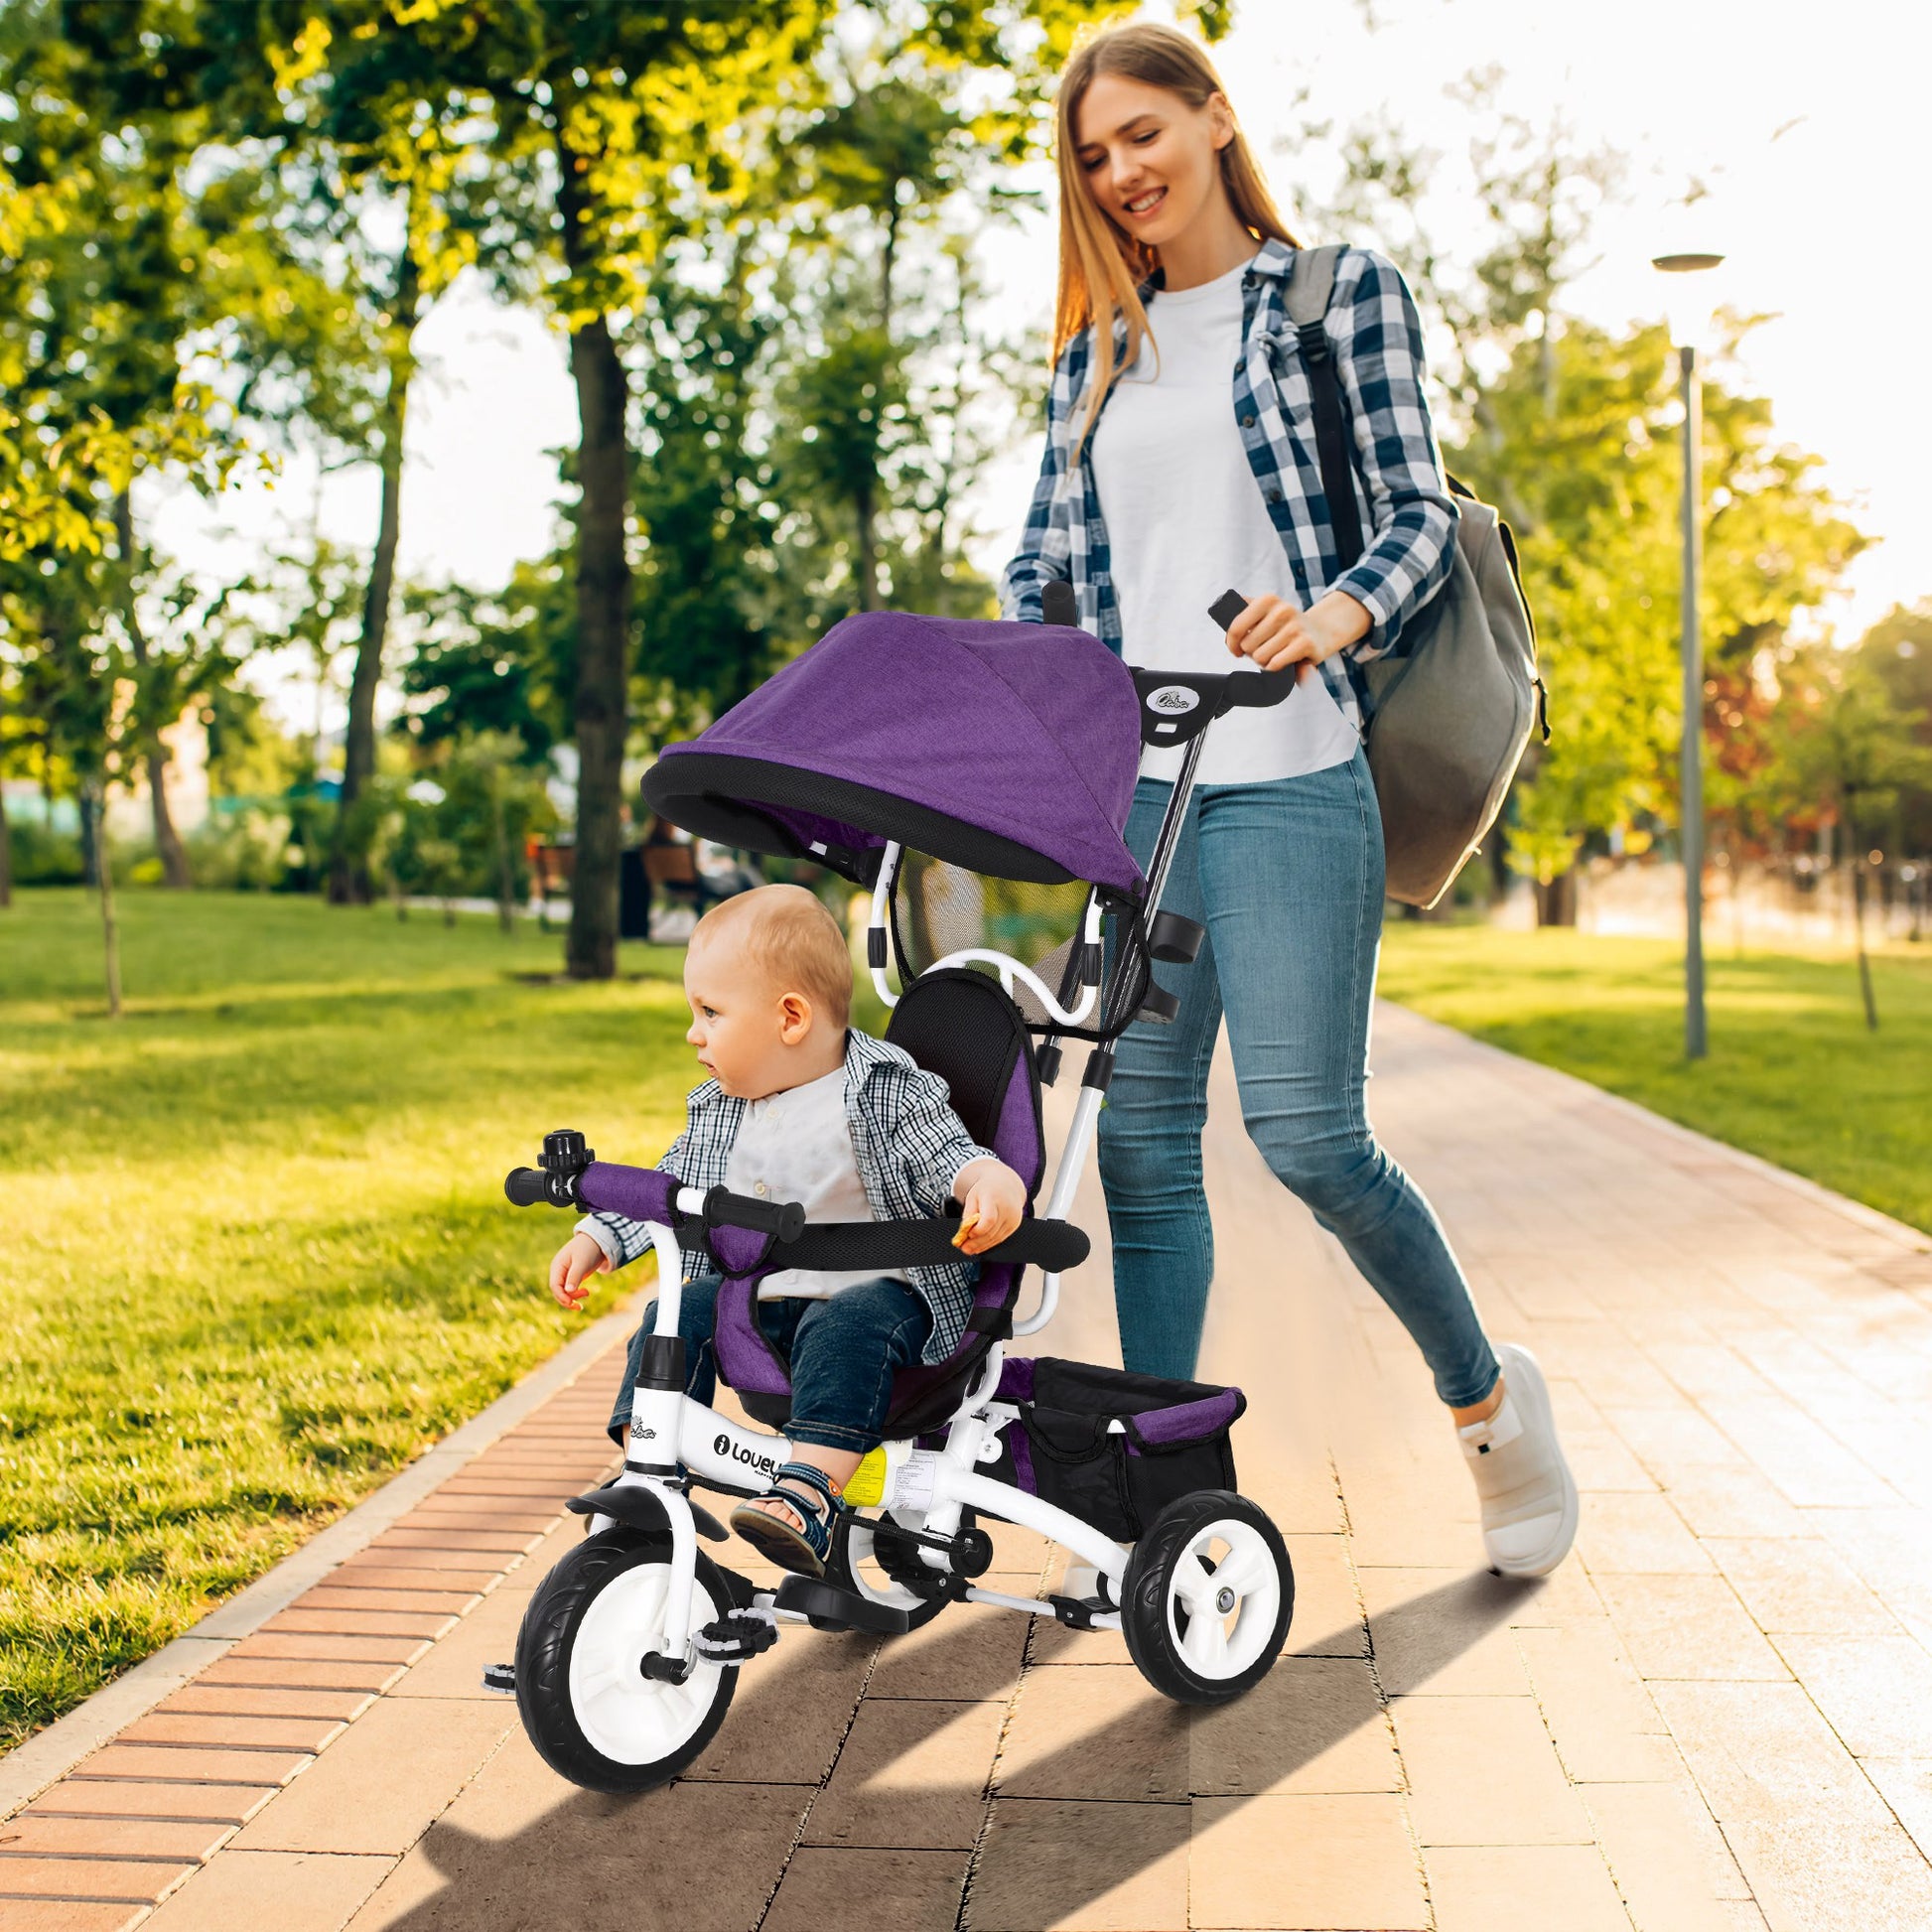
top-left (1457, 1342), bottom-right (1579, 1578)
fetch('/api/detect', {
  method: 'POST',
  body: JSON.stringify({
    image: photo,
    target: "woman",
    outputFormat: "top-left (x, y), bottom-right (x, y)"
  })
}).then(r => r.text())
top-left (1000, 22), bottom-right (1576, 1579)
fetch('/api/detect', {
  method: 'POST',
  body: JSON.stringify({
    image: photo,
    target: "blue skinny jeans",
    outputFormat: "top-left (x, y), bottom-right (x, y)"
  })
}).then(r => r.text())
top-left (1096, 749), bottom-right (1499, 1408)
top-left (608, 1274), bottom-right (932, 1454)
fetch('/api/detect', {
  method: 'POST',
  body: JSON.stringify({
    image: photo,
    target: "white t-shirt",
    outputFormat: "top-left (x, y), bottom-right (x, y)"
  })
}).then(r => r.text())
top-left (1090, 255), bottom-right (1361, 786)
top-left (724, 1064), bottom-right (909, 1302)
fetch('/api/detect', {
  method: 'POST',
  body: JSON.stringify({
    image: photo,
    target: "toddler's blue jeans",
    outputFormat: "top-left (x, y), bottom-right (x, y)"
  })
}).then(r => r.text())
top-left (607, 1274), bottom-right (933, 1454)
top-left (1097, 751), bottom-right (1499, 1409)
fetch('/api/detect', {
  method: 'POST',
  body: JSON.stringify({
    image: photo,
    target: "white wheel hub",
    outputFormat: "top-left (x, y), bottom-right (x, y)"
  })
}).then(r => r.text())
top-left (567, 1559), bottom-right (724, 1765)
top-left (1165, 1519), bottom-right (1281, 1680)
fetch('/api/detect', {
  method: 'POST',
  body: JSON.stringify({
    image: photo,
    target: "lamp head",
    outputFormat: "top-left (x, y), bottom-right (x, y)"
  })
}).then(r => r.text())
top-left (1652, 251), bottom-right (1726, 352)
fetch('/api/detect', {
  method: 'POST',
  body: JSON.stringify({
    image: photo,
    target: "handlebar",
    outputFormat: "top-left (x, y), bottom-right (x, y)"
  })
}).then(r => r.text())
top-left (703, 1186), bottom-right (807, 1244)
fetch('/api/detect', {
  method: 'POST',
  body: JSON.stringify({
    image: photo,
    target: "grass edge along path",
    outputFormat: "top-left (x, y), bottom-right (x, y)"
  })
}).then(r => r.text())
top-left (1377, 923), bottom-right (1932, 1240)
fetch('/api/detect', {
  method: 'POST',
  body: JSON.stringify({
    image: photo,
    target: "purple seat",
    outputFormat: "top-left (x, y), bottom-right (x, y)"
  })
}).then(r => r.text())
top-left (712, 969), bottom-right (1048, 1437)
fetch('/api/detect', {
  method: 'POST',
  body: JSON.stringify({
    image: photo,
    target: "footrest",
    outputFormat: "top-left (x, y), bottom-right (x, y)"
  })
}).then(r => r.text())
top-left (773, 1574), bottom-right (912, 1635)
top-left (694, 1608), bottom-right (781, 1666)
top-left (482, 1662), bottom-right (516, 1695)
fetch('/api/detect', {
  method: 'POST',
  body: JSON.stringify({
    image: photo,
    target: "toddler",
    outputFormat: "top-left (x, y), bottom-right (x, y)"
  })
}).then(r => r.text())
top-left (549, 883), bottom-right (1027, 1578)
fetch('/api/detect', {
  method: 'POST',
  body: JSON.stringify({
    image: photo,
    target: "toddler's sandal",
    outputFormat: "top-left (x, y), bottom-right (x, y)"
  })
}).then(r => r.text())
top-left (730, 1460), bottom-right (843, 1579)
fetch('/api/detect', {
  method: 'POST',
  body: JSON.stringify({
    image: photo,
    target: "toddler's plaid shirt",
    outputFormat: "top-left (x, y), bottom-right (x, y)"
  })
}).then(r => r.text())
top-left (999, 238), bottom-right (1457, 732)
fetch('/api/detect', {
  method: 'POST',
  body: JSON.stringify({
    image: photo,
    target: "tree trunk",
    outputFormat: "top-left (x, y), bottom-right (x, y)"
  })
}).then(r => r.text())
top-left (1534, 869), bottom-right (1578, 926)
top-left (78, 785), bottom-right (100, 889)
top-left (856, 476), bottom-right (880, 612)
top-left (113, 490), bottom-right (191, 888)
top-left (1852, 852), bottom-right (1879, 1031)
top-left (88, 778), bottom-right (123, 1017)
top-left (558, 147), bottom-right (632, 983)
top-left (330, 244), bottom-right (420, 906)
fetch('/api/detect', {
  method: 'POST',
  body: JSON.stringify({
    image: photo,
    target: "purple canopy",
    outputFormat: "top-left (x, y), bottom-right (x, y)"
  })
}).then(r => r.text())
top-left (643, 611), bottom-right (1146, 893)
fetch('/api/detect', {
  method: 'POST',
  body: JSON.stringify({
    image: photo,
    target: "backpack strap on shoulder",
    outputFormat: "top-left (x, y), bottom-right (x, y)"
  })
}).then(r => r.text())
top-left (1283, 244), bottom-right (1365, 570)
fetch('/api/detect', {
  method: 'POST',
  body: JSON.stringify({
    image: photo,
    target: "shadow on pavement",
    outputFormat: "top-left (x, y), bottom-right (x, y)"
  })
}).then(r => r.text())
top-left (364, 1569), bottom-right (1542, 1932)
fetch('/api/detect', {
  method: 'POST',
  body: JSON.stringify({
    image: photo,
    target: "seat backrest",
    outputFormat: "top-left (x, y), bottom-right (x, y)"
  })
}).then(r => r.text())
top-left (884, 968), bottom-right (1044, 1199)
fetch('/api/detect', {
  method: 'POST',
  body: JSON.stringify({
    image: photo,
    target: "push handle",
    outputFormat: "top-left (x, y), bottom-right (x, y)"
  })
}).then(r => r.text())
top-left (1041, 580), bottom-right (1079, 627)
top-left (1207, 588), bottom-right (1298, 708)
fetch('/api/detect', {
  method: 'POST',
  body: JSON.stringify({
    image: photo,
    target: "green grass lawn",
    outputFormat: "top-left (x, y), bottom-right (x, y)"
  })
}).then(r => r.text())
top-left (0, 890), bottom-right (713, 1755)
top-left (1377, 923), bottom-right (1932, 1236)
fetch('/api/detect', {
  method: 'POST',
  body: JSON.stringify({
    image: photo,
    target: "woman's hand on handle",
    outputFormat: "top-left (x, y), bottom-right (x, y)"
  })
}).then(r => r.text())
top-left (1224, 590), bottom-right (1372, 677)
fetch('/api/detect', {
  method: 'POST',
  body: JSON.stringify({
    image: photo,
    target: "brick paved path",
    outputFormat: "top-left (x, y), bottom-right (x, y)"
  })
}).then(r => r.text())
top-left (6, 1005), bottom-right (1931, 1931)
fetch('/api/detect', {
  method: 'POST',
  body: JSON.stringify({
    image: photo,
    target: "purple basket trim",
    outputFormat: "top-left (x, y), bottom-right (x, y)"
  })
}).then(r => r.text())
top-left (577, 1161), bottom-right (678, 1225)
top-left (712, 1275), bottom-right (790, 1397)
top-left (1123, 1389), bottom-right (1243, 1451)
top-left (996, 1356), bottom-right (1036, 1404)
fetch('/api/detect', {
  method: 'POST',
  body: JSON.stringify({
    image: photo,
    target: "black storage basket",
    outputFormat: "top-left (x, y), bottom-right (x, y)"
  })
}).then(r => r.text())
top-left (988, 1358), bottom-right (1246, 1543)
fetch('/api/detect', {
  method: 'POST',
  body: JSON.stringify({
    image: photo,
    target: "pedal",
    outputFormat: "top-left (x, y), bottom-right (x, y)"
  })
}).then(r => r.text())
top-left (694, 1607), bottom-right (781, 1665)
top-left (481, 1662), bottom-right (516, 1695)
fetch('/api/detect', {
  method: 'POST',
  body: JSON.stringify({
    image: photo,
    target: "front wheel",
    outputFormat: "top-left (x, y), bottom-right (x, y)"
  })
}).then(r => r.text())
top-left (514, 1529), bottom-right (737, 1793)
top-left (1121, 1491), bottom-right (1292, 1705)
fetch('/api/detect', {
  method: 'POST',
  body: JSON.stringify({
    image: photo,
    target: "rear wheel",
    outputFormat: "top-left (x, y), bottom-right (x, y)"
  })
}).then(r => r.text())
top-left (1121, 1491), bottom-right (1292, 1705)
top-left (514, 1529), bottom-right (737, 1793)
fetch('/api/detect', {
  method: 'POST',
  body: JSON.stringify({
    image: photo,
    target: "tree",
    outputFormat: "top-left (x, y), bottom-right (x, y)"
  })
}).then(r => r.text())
top-left (1770, 649), bottom-right (1932, 1028)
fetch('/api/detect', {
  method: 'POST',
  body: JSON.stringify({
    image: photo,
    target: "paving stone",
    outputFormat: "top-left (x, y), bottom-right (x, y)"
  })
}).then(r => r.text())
top-left (1583, 1780), bottom-right (1756, 1930)
top-left (1773, 1632), bottom-right (1932, 1758)
top-left (72, 1746), bottom-right (314, 1788)
top-left (384, 1579), bottom-right (536, 1702)
top-left (1862, 1758), bottom-right (1932, 1861)
top-left (1425, 1844), bottom-right (1629, 1932)
top-left (0, 1904), bottom-right (149, 1931)
top-left (1577, 1491), bottom-right (1715, 1574)
top-left (680, 1629), bottom-right (878, 1785)
top-left (0, 1856), bottom-right (199, 1902)
top-left (1515, 1621), bottom-right (1682, 1783)
top-left (228, 1700), bottom-right (517, 1855)
top-left (1702, 1538), bottom-right (1896, 1633)
top-left (294, 1587), bottom-right (483, 1617)
top-left (1355, 1567), bottom-right (1538, 1696)
top-left (160, 1686), bottom-right (374, 1724)
top-left (993, 1661), bottom-right (1189, 1803)
top-left (0, 1814), bottom-right (232, 1862)
top-left (866, 1594), bottom-right (1035, 1696)
top-left (765, 1847), bottom-right (971, 1932)
top-left (1392, 1695), bottom-right (1593, 1847)
top-left (968, 1797), bottom-right (1189, 1932)
top-left (141, 1852), bottom-right (394, 1932)
top-left (117, 1713), bottom-right (348, 1754)
top-left (327, 1565), bottom-right (504, 1593)
top-left (23, 1784), bottom-right (277, 1828)
top-left (805, 1699), bottom-right (1005, 1848)
top-left (223, 1634), bottom-right (429, 1668)
top-left (1722, 1816), bottom-right (1932, 1931)
top-left (1189, 1653), bottom-right (1397, 1797)
top-left (261, 1608), bottom-right (460, 1641)
top-left (344, 1771), bottom-right (808, 1932)
top-left (196, 1658), bottom-right (405, 1695)
top-left (1593, 1574), bottom-right (1792, 1682)
top-left (1190, 1792), bottom-right (1428, 1930)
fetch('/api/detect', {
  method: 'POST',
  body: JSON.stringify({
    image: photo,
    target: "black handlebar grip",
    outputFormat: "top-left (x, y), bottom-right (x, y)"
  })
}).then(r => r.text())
top-left (1041, 580), bottom-right (1079, 628)
top-left (504, 1167), bottom-right (551, 1207)
top-left (1207, 588), bottom-right (1249, 632)
top-left (704, 1185), bottom-right (807, 1243)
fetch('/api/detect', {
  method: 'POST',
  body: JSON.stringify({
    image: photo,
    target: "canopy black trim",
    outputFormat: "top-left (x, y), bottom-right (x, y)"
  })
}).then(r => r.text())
top-left (643, 752), bottom-right (1084, 887)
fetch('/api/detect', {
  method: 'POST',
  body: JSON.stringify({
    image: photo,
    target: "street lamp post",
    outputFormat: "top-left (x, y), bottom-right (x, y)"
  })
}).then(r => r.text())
top-left (1654, 250), bottom-right (1725, 1062)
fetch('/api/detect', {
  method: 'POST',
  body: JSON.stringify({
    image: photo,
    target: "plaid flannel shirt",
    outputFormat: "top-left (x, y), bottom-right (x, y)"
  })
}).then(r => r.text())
top-left (999, 238), bottom-right (1457, 730)
top-left (576, 1029), bottom-right (998, 1368)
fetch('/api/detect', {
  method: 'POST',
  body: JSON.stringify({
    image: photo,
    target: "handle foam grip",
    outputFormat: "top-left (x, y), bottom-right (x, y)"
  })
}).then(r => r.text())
top-left (504, 1168), bottom-right (550, 1207)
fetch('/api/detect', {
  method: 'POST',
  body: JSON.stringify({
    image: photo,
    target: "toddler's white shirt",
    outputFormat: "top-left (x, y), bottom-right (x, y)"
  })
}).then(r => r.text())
top-left (727, 1063), bottom-right (911, 1301)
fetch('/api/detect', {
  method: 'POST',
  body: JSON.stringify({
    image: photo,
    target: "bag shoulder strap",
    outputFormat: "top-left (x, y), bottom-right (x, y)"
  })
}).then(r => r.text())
top-left (1283, 245), bottom-right (1365, 570)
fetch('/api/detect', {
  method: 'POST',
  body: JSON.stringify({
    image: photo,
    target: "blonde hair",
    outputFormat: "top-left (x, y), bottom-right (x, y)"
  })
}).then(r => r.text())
top-left (1052, 21), bottom-right (1299, 457)
top-left (693, 885), bottom-right (853, 1030)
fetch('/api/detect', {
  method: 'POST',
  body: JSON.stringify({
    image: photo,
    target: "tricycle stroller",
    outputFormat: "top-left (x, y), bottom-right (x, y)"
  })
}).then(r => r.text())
top-left (498, 592), bottom-right (1302, 1794)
